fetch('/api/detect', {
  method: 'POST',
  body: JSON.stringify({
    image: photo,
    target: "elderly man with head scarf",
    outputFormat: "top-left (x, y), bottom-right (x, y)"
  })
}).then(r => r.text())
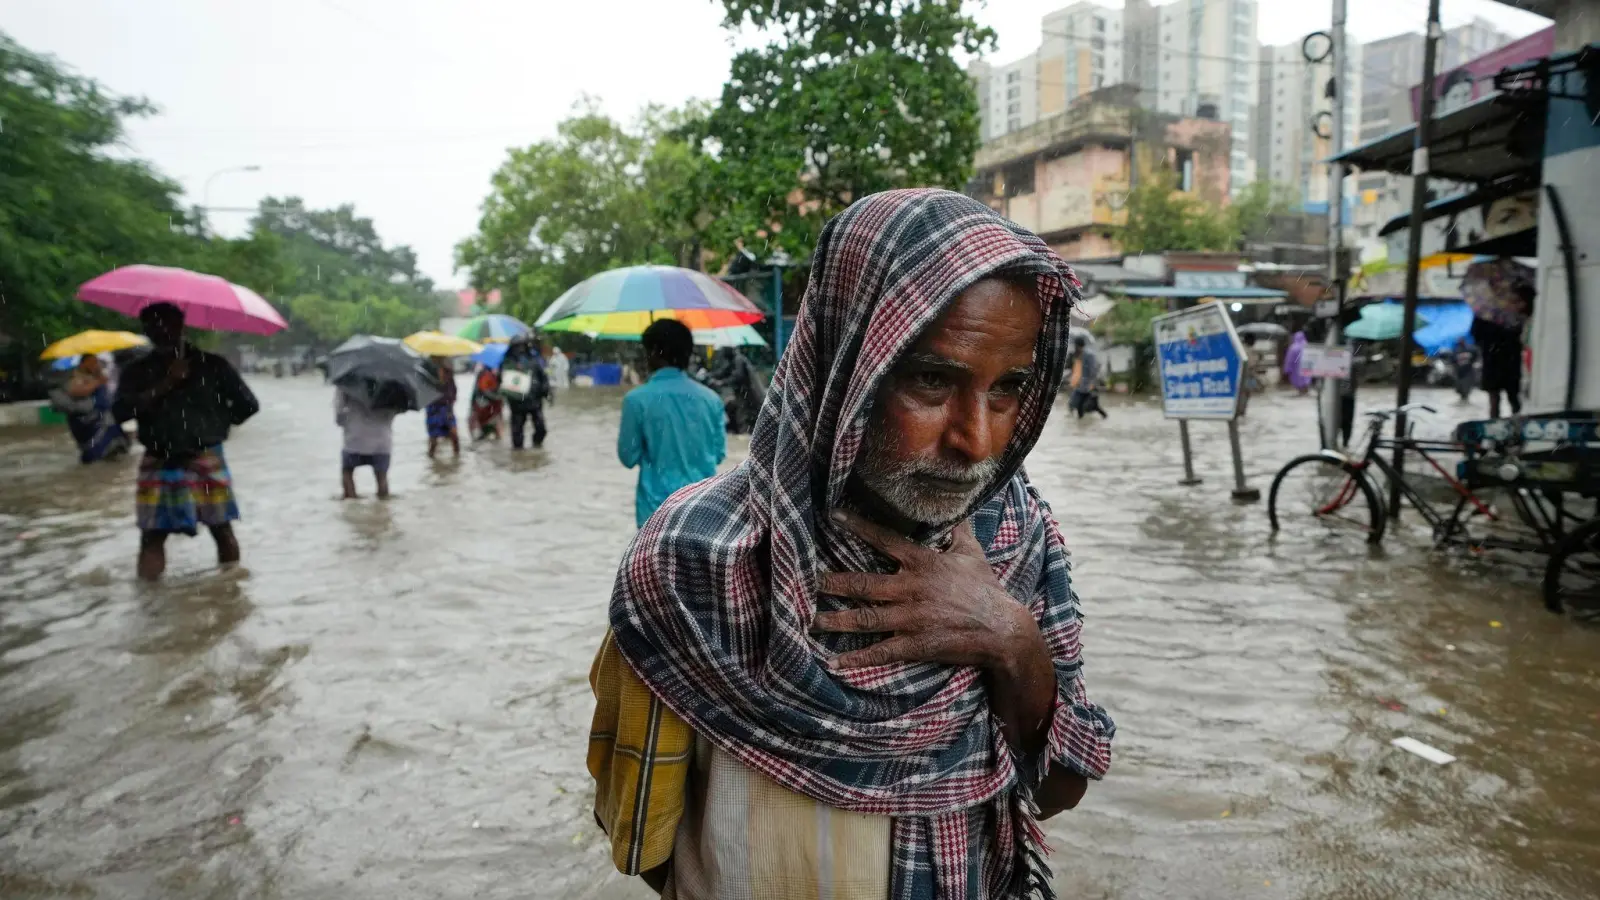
top-left (588, 190), bottom-right (1115, 900)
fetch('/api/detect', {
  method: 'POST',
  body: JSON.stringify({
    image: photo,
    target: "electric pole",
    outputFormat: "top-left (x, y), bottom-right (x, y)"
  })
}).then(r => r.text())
top-left (1391, 0), bottom-right (1443, 519)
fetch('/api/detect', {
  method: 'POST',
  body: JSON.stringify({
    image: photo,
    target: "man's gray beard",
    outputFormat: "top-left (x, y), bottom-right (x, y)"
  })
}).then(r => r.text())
top-left (854, 420), bottom-right (1000, 527)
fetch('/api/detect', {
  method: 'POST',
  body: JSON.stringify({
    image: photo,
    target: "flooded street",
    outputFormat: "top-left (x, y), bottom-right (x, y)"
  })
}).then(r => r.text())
top-left (2, 377), bottom-right (1598, 899)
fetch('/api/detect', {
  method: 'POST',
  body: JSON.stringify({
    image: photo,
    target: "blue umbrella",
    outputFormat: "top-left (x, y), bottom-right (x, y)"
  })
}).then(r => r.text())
top-left (51, 355), bottom-right (81, 371)
top-left (471, 343), bottom-right (508, 369)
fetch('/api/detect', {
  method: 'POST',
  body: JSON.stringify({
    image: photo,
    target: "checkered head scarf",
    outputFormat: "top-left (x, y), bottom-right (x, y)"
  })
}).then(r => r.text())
top-left (611, 189), bottom-right (1114, 899)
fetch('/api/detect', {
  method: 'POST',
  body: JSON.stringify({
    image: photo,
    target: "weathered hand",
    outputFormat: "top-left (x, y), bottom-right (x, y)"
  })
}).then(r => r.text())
top-left (814, 509), bottom-right (1044, 672)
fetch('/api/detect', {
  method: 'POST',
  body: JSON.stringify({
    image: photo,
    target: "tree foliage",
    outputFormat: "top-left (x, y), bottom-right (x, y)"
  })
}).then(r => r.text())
top-left (1119, 170), bottom-right (1237, 255)
top-left (1227, 179), bottom-right (1301, 246)
top-left (0, 32), bottom-right (435, 370)
top-left (1120, 174), bottom-right (1300, 256)
top-left (693, 0), bottom-right (996, 260)
top-left (455, 101), bottom-right (712, 325)
top-left (0, 33), bottom-right (197, 349)
top-left (253, 197), bottom-right (442, 346)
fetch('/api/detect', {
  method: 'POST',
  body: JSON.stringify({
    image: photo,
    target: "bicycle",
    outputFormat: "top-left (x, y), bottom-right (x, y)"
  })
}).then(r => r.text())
top-left (1269, 404), bottom-right (1600, 613)
top-left (1267, 403), bottom-right (1494, 546)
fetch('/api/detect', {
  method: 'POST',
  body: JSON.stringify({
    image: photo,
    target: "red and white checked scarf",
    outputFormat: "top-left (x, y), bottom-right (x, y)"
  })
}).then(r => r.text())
top-left (611, 189), bottom-right (1115, 899)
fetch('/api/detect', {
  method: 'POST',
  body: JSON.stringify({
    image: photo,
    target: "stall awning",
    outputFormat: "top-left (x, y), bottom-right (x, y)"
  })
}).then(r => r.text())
top-left (1116, 287), bottom-right (1288, 300)
top-left (1327, 93), bottom-right (1543, 183)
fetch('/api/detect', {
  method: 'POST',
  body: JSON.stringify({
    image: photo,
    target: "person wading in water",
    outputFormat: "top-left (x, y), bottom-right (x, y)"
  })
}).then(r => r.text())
top-left (114, 303), bottom-right (258, 580)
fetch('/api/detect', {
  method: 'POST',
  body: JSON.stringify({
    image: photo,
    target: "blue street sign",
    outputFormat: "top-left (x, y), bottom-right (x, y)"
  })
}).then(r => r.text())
top-left (1152, 303), bottom-right (1246, 420)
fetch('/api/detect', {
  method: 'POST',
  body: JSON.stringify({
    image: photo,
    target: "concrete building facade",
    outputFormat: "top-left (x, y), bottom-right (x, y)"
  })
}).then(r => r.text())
top-left (1147, 0), bottom-right (1259, 195)
top-left (967, 88), bottom-right (1232, 260)
top-left (973, 0), bottom-right (1260, 195)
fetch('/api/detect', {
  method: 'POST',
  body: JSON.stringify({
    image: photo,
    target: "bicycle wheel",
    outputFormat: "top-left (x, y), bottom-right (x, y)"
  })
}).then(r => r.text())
top-left (1543, 518), bottom-right (1600, 614)
top-left (1268, 455), bottom-right (1385, 544)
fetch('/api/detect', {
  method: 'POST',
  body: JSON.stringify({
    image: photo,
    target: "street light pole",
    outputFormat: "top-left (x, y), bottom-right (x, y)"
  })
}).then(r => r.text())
top-left (1390, 0), bottom-right (1443, 519)
top-left (200, 165), bottom-right (262, 235)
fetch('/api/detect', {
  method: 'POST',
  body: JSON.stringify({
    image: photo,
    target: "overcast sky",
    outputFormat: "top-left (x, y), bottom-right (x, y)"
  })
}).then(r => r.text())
top-left (5, 0), bottom-right (1551, 289)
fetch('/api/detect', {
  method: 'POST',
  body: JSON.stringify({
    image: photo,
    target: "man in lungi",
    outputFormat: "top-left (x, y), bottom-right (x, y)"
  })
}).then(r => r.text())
top-left (114, 303), bottom-right (259, 580)
top-left (588, 190), bottom-right (1115, 899)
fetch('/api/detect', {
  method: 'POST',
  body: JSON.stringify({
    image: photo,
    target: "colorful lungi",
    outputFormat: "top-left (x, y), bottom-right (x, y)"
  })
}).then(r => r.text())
top-left (135, 446), bottom-right (240, 536)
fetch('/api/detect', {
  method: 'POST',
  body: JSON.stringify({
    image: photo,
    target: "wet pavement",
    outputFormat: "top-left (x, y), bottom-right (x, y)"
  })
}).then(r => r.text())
top-left (2, 377), bottom-right (1597, 899)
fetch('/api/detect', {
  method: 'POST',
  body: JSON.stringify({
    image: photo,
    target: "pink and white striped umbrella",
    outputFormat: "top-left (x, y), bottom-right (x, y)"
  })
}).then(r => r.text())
top-left (76, 264), bottom-right (288, 336)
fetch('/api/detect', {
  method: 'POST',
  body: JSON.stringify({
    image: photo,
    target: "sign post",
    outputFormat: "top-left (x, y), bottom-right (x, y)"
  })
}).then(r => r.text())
top-left (1152, 302), bottom-right (1258, 502)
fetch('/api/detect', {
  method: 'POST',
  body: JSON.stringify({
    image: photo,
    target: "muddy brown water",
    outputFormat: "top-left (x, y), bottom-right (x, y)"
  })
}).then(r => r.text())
top-left (2, 377), bottom-right (1597, 899)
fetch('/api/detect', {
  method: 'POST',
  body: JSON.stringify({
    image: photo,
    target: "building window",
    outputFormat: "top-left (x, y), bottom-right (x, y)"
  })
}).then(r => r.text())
top-left (1006, 71), bottom-right (1020, 84)
top-left (1007, 102), bottom-right (1020, 115)
top-left (1006, 117), bottom-right (1021, 131)
top-left (1092, 74), bottom-right (1104, 88)
top-left (1007, 86), bottom-right (1020, 100)
top-left (1002, 162), bottom-right (1035, 197)
top-left (1094, 16), bottom-right (1105, 32)
top-left (1091, 36), bottom-right (1105, 50)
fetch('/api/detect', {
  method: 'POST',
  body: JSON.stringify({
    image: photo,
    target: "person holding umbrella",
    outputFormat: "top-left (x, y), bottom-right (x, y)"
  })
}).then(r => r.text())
top-left (499, 335), bottom-right (550, 450)
top-left (113, 303), bottom-right (259, 580)
top-left (336, 380), bottom-right (398, 499)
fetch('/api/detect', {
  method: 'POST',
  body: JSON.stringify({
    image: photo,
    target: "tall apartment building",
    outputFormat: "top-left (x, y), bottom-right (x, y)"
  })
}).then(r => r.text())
top-left (971, 54), bottom-right (1041, 141)
top-left (1038, 2), bottom-right (1124, 117)
top-left (971, 1), bottom-right (1121, 142)
top-left (1253, 38), bottom-right (1363, 215)
top-left (972, 0), bottom-right (1261, 197)
top-left (1148, 0), bottom-right (1260, 195)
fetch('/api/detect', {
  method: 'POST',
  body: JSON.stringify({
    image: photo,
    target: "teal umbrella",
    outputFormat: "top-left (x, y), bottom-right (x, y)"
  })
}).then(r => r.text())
top-left (1344, 303), bottom-right (1431, 341)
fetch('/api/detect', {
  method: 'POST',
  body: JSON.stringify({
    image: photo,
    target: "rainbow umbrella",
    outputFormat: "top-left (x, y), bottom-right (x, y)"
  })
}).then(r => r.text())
top-left (535, 265), bottom-right (764, 337)
top-left (607, 324), bottom-right (768, 348)
top-left (454, 314), bottom-right (530, 343)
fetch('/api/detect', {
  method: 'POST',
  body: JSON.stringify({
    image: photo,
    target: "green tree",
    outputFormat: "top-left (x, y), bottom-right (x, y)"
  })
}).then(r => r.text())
top-left (1119, 169), bottom-right (1238, 254)
top-left (1227, 179), bottom-right (1300, 245)
top-left (693, 0), bottom-right (995, 261)
top-left (455, 101), bottom-right (709, 324)
top-left (0, 33), bottom-right (197, 350)
top-left (254, 197), bottom-right (440, 346)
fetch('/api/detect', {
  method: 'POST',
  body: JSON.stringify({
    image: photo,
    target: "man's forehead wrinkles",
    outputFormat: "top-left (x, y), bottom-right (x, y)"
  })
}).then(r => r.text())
top-left (899, 351), bottom-right (970, 371)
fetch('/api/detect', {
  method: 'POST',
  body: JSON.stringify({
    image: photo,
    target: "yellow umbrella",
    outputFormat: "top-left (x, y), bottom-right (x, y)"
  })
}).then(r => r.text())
top-left (403, 331), bottom-right (483, 357)
top-left (39, 330), bottom-right (149, 360)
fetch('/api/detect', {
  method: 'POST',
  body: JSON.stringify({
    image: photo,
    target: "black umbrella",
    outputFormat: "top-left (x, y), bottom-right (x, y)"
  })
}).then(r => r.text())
top-left (324, 335), bottom-right (441, 412)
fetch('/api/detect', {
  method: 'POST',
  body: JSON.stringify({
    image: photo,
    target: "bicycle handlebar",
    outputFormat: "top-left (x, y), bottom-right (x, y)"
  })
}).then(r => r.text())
top-left (1365, 403), bottom-right (1437, 419)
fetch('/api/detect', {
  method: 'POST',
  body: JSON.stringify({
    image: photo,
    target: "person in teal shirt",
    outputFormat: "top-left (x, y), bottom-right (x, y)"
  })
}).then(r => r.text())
top-left (618, 320), bottom-right (729, 527)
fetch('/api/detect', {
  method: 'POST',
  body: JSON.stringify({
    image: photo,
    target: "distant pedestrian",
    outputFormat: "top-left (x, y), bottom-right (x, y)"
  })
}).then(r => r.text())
top-left (336, 383), bottom-right (397, 499)
top-left (425, 357), bottom-right (459, 458)
top-left (1283, 331), bottom-right (1312, 394)
top-left (707, 347), bottom-right (764, 433)
top-left (113, 302), bottom-right (259, 580)
top-left (548, 345), bottom-right (571, 390)
top-left (500, 336), bottom-right (550, 450)
top-left (617, 319), bottom-right (726, 527)
top-left (468, 366), bottom-right (503, 441)
top-left (1068, 333), bottom-right (1107, 419)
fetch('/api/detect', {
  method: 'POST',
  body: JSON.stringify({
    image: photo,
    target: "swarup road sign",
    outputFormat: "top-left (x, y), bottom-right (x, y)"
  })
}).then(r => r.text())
top-left (1150, 301), bottom-right (1258, 501)
top-left (1152, 302), bottom-right (1247, 420)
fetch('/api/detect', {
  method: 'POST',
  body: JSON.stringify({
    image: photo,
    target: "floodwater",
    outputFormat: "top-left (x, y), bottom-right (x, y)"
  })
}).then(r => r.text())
top-left (2, 378), bottom-right (1598, 899)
